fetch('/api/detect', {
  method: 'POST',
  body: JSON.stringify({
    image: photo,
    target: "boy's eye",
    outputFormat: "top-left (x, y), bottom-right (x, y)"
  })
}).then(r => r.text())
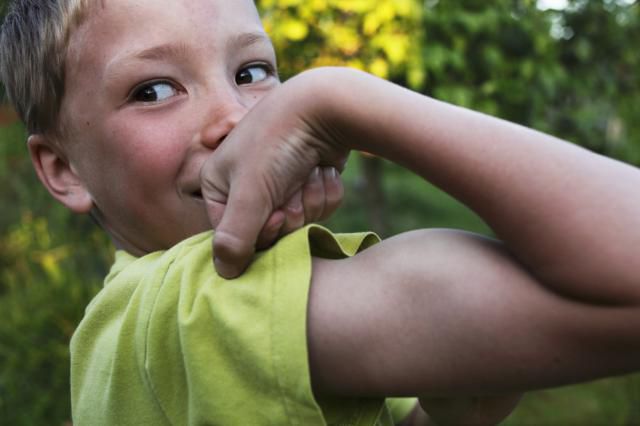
top-left (235, 65), bottom-right (270, 86)
top-left (131, 81), bottom-right (179, 103)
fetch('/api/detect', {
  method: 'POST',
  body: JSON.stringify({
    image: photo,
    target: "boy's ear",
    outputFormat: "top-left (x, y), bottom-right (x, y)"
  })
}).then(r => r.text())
top-left (27, 134), bottom-right (93, 214)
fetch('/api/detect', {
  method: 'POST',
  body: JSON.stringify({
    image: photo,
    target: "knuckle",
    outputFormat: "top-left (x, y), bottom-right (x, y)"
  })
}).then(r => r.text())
top-left (213, 231), bottom-right (255, 264)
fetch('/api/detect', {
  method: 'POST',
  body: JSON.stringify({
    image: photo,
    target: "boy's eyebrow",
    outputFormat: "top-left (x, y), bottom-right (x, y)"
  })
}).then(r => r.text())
top-left (228, 31), bottom-right (274, 51)
top-left (132, 32), bottom-right (272, 63)
top-left (133, 42), bottom-right (192, 62)
top-left (102, 42), bottom-right (192, 75)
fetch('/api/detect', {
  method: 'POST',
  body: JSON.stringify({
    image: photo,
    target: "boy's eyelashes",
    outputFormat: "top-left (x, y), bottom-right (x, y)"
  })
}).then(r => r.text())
top-left (129, 80), bottom-right (181, 104)
top-left (235, 63), bottom-right (277, 86)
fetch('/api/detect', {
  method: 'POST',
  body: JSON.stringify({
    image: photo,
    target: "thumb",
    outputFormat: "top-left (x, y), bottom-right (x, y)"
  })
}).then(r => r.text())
top-left (212, 185), bottom-right (273, 279)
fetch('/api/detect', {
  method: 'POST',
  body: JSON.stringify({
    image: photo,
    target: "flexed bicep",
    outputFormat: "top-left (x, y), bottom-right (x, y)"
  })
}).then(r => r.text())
top-left (307, 229), bottom-right (640, 399)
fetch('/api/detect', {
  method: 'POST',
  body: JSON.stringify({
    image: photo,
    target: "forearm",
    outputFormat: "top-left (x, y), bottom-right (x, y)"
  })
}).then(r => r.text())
top-left (303, 67), bottom-right (640, 304)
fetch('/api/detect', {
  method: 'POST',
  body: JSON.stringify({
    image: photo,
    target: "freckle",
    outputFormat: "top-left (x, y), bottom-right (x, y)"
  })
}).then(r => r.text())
top-left (86, 121), bottom-right (90, 126)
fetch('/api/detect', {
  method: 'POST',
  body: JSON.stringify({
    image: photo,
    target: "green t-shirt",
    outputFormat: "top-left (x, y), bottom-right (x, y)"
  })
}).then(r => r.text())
top-left (70, 225), bottom-right (416, 425)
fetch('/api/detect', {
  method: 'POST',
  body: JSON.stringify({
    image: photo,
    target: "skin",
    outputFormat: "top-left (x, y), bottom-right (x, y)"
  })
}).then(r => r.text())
top-left (26, 0), bottom-right (640, 424)
top-left (28, 0), bottom-right (343, 256)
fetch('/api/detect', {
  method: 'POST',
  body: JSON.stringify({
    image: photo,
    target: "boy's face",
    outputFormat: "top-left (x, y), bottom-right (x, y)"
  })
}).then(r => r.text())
top-left (59, 0), bottom-right (279, 255)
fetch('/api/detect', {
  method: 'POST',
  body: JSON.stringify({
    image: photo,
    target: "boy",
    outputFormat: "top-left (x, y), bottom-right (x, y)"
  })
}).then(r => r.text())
top-left (1, 0), bottom-right (639, 425)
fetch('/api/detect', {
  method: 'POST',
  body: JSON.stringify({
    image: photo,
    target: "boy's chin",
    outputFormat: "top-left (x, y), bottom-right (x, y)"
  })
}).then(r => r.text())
top-left (145, 223), bottom-right (213, 253)
top-left (177, 223), bottom-right (214, 243)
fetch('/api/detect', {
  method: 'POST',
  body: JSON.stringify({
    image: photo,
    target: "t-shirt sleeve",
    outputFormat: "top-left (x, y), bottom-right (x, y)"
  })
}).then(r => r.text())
top-left (140, 225), bottom-right (390, 425)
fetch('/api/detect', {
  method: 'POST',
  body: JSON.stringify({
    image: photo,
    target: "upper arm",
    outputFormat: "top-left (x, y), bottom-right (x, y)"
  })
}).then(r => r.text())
top-left (307, 229), bottom-right (640, 399)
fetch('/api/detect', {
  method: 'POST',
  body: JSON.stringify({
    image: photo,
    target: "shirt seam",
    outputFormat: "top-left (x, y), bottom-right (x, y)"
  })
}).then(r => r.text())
top-left (140, 248), bottom-right (184, 425)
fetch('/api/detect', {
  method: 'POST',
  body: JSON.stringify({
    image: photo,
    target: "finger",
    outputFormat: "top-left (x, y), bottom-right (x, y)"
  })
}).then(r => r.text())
top-left (334, 152), bottom-right (349, 173)
top-left (318, 167), bottom-right (344, 221)
top-left (256, 210), bottom-right (286, 249)
top-left (302, 167), bottom-right (325, 223)
top-left (280, 190), bottom-right (305, 235)
top-left (213, 184), bottom-right (273, 279)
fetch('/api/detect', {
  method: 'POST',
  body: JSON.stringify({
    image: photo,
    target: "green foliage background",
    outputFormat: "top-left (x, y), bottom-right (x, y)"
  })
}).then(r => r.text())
top-left (1, 0), bottom-right (639, 424)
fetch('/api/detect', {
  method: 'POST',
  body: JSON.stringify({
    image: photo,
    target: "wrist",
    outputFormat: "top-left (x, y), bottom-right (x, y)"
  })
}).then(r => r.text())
top-left (287, 67), bottom-right (426, 164)
top-left (285, 67), bottom-right (375, 152)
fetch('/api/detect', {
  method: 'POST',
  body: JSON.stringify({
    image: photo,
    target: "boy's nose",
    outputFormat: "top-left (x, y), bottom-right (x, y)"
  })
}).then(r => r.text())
top-left (198, 96), bottom-right (248, 150)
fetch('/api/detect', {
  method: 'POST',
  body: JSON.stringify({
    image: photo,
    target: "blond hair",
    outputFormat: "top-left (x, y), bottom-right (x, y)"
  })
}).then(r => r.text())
top-left (0, 0), bottom-right (90, 136)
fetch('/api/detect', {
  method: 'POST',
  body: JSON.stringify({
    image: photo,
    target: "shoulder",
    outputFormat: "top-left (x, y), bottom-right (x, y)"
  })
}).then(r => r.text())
top-left (71, 227), bottom-right (392, 424)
